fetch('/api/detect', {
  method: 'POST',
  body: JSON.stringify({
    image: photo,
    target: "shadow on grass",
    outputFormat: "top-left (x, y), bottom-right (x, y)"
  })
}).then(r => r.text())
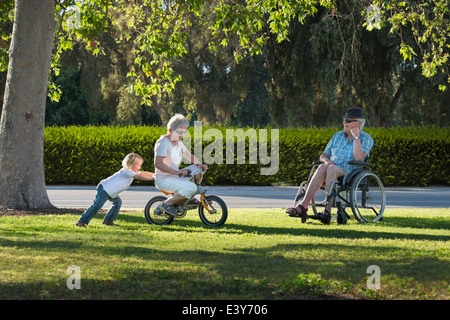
top-left (382, 216), bottom-right (450, 230)
top-left (1, 226), bottom-right (448, 282)
top-left (120, 208), bottom-right (450, 239)
top-left (221, 222), bottom-right (450, 241)
top-left (0, 267), bottom-right (327, 300)
top-left (128, 214), bottom-right (450, 242)
top-left (1, 210), bottom-right (449, 299)
top-left (1, 235), bottom-right (448, 299)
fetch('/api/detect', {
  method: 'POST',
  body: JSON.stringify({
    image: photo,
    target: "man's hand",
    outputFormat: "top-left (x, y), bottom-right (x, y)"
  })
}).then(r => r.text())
top-left (350, 127), bottom-right (360, 138)
top-left (319, 153), bottom-right (335, 166)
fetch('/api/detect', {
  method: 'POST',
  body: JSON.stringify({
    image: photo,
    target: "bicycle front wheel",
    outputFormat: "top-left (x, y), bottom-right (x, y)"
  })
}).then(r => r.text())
top-left (198, 195), bottom-right (228, 226)
top-left (350, 172), bottom-right (385, 223)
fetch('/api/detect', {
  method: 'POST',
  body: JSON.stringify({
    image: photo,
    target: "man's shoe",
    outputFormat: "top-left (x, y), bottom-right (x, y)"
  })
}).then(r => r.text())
top-left (308, 210), bottom-right (331, 224)
top-left (317, 210), bottom-right (331, 224)
top-left (286, 205), bottom-right (308, 223)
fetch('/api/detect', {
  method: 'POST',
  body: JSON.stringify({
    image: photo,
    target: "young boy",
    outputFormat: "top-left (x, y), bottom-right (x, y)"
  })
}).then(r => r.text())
top-left (76, 153), bottom-right (154, 227)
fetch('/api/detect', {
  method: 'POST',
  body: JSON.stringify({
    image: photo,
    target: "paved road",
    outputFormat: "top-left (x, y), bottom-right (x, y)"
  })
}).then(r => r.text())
top-left (47, 185), bottom-right (450, 209)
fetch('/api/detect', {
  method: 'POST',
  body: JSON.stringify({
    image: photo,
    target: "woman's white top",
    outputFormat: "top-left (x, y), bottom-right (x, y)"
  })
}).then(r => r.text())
top-left (154, 135), bottom-right (186, 179)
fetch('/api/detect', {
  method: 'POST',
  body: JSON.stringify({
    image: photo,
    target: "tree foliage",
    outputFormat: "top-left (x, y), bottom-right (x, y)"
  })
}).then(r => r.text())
top-left (368, 0), bottom-right (449, 91)
top-left (0, 0), bottom-right (448, 127)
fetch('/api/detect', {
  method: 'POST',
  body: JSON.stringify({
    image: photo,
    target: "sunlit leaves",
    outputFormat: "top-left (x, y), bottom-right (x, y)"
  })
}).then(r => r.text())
top-left (399, 42), bottom-right (416, 61)
top-left (366, 0), bottom-right (449, 91)
top-left (0, 0), bottom-right (14, 72)
top-left (2, 0), bottom-right (447, 102)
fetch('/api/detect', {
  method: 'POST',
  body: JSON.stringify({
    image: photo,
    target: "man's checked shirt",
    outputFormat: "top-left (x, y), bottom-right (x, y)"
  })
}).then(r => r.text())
top-left (323, 131), bottom-right (374, 174)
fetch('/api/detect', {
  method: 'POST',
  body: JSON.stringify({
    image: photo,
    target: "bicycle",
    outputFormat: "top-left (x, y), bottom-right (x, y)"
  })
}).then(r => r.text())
top-left (144, 168), bottom-right (228, 226)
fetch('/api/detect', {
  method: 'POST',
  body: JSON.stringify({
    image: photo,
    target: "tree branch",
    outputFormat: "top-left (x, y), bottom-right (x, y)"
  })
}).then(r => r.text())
top-left (389, 82), bottom-right (404, 114)
top-left (0, 36), bottom-right (9, 50)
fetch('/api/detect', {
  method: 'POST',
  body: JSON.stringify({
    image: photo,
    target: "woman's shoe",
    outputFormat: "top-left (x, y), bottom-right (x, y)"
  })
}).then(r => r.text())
top-left (160, 202), bottom-right (179, 216)
top-left (186, 198), bottom-right (201, 207)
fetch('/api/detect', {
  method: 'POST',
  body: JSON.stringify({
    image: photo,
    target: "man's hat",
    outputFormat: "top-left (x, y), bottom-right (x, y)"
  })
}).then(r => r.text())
top-left (343, 107), bottom-right (365, 119)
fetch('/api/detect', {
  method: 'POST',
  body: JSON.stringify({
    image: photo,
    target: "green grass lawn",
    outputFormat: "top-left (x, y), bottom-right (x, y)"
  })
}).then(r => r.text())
top-left (0, 208), bottom-right (449, 300)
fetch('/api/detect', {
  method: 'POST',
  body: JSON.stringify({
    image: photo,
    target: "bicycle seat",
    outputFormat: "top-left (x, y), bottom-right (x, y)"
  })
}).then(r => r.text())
top-left (157, 187), bottom-right (173, 195)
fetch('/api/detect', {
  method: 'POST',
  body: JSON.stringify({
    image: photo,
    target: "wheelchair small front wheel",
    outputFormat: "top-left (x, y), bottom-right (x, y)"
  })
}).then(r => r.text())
top-left (350, 172), bottom-right (386, 223)
top-left (144, 196), bottom-right (174, 225)
top-left (198, 195), bottom-right (228, 226)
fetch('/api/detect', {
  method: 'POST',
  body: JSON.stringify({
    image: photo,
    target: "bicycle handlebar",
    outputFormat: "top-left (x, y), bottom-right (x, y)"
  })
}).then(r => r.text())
top-left (177, 166), bottom-right (206, 178)
top-left (178, 169), bottom-right (191, 178)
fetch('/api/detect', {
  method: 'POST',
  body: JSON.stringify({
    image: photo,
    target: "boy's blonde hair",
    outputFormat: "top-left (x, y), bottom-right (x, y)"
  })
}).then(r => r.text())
top-left (122, 153), bottom-right (143, 168)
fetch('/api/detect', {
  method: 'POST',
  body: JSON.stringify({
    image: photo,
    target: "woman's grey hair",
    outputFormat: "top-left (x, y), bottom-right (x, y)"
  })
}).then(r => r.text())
top-left (167, 113), bottom-right (189, 132)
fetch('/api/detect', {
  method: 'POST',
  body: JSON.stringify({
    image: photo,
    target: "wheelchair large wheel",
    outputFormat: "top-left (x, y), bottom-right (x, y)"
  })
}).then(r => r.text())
top-left (144, 196), bottom-right (174, 225)
top-left (350, 171), bottom-right (385, 223)
top-left (198, 195), bottom-right (228, 226)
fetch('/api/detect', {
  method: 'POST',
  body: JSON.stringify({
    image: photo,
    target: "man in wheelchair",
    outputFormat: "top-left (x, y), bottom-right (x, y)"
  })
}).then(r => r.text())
top-left (286, 107), bottom-right (374, 224)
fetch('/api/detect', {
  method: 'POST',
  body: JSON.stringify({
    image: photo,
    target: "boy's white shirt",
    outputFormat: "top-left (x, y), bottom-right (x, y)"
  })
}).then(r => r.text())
top-left (100, 167), bottom-right (137, 198)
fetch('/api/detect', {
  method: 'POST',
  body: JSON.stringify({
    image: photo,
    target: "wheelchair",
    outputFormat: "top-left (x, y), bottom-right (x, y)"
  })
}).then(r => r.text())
top-left (292, 158), bottom-right (386, 225)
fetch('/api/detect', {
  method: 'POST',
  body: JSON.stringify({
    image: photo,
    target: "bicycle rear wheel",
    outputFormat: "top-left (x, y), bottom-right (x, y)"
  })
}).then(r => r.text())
top-left (144, 196), bottom-right (174, 225)
top-left (350, 172), bottom-right (385, 222)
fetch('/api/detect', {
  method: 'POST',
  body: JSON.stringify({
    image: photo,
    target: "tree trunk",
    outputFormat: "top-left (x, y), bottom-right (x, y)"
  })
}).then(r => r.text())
top-left (0, 0), bottom-right (55, 209)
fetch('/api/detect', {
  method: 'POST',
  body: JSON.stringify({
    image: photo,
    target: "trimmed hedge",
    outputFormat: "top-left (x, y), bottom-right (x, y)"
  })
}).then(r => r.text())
top-left (44, 126), bottom-right (450, 186)
top-left (44, 126), bottom-right (164, 185)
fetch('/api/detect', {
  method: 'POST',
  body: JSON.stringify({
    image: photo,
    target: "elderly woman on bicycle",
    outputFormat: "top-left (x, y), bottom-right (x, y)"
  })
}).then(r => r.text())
top-left (286, 107), bottom-right (374, 224)
top-left (154, 114), bottom-right (208, 216)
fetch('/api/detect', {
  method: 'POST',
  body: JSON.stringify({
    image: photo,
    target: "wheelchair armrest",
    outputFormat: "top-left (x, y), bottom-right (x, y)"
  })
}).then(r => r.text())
top-left (348, 160), bottom-right (371, 168)
top-left (314, 160), bottom-right (371, 167)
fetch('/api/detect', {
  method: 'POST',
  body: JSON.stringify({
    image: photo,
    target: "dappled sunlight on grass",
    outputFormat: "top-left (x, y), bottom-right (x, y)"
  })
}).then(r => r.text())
top-left (0, 208), bottom-right (448, 299)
